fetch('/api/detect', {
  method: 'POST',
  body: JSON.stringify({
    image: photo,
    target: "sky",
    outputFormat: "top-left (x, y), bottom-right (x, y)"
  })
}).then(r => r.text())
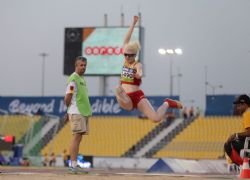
top-left (0, 0), bottom-right (250, 111)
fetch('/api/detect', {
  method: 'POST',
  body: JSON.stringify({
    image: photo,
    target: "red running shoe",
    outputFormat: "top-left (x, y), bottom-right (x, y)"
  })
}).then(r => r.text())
top-left (164, 98), bottom-right (183, 109)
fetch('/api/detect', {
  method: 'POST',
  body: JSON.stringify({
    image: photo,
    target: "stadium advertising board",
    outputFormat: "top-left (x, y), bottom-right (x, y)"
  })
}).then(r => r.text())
top-left (64, 27), bottom-right (143, 76)
top-left (0, 96), bottom-right (177, 117)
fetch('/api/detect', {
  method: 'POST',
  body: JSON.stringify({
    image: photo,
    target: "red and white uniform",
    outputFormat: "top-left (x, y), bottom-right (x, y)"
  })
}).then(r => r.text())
top-left (120, 61), bottom-right (145, 108)
top-left (120, 61), bottom-right (141, 86)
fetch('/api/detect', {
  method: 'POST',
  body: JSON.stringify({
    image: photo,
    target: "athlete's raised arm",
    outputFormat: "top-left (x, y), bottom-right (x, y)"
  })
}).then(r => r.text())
top-left (123, 16), bottom-right (138, 46)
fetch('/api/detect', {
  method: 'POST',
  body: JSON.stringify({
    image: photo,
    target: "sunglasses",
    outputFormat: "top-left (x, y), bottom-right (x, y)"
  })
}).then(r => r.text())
top-left (124, 53), bottom-right (136, 58)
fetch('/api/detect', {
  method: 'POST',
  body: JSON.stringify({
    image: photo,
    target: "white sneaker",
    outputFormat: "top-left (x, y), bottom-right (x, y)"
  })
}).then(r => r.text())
top-left (68, 165), bottom-right (88, 174)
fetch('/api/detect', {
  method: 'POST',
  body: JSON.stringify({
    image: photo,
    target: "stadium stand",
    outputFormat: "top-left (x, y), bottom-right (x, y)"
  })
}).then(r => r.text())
top-left (122, 119), bottom-right (172, 157)
top-left (27, 116), bottom-right (64, 156)
top-left (143, 115), bottom-right (196, 158)
top-left (154, 116), bottom-right (241, 159)
top-left (41, 116), bottom-right (158, 157)
top-left (1, 114), bottom-right (241, 160)
top-left (0, 115), bottom-right (40, 142)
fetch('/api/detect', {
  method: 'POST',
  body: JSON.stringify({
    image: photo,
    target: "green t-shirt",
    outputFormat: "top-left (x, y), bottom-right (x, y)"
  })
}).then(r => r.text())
top-left (67, 73), bottom-right (92, 116)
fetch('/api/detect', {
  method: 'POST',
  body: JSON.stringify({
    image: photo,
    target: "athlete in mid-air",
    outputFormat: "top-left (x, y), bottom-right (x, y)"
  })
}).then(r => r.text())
top-left (115, 16), bottom-right (183, 123)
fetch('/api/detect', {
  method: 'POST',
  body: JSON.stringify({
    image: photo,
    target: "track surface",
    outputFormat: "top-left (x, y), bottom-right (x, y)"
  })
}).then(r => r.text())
top-left (0, 166), bottom-right (238, 180)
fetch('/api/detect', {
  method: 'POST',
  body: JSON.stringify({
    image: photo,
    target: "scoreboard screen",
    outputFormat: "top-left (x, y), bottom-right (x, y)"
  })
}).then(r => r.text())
top-left (63, 27), bottom-right (143, 76)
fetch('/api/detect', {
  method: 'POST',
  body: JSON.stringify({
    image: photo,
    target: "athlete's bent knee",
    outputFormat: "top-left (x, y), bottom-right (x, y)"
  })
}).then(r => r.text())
top-left (149, 115), bottom-right (162, 123)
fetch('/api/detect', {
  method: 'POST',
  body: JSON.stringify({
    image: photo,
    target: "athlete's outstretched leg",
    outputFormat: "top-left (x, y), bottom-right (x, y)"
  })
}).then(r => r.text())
top-left (164, 98), bottom-right (183, 109)
top-left (115, 86), bottom-right (133, 111)
top-left (137, 98), bottom-right (183, 123)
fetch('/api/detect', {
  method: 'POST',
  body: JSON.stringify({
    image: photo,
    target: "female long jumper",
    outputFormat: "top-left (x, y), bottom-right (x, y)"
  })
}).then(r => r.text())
top-left (115, 16), bottom-right (183, 123)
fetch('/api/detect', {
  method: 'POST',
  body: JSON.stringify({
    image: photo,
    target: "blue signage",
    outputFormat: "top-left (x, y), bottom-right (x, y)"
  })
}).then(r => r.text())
top-left (205, 95), bottom-right (237, 116)
top-left (0, 96), bottom-right (179, 117)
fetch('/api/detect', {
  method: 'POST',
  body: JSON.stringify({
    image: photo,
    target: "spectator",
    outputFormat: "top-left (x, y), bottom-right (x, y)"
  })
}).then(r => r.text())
top-left (189, 106), bottom-right (194, 118)
top-left (224, 94), bottom-right (250, 168)
top-left (62, 149), bottom-right (69, 167)
top-left (49, 152), bottom-right (56, 166)
top-left (165, 111), bottom-right (175, 121)
top-left (182, 107), bottom-right (188, 119)
top-left (42, 153), bottom-right (49, 166)
top-left (195, 106), bottom-right (201, 117)
top-left (20, 157), bottom-right (30, 166)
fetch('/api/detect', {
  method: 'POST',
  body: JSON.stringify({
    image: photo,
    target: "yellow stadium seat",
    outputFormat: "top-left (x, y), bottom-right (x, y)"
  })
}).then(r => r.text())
top-left (0, 115), bottom-right (40, 142)
top-left (41, 116), bottom-right (157, 157)
top-left (154, 116), bottom-right (241, 159)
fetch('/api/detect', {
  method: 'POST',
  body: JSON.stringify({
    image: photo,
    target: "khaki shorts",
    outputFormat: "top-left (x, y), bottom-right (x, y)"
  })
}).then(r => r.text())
top-left (69, 114), bottom-right (89, 134)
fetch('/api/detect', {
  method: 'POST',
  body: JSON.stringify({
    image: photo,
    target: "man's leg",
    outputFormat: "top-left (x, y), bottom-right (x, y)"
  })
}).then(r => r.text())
top-left (224, 139), bottom-right (245, 166)
top-left (70, 133), bottom-right (82, 167)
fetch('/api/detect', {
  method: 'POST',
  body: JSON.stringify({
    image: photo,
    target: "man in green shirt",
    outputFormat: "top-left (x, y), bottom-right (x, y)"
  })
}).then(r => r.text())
top-left (64, 56), bottom-right (92, 173)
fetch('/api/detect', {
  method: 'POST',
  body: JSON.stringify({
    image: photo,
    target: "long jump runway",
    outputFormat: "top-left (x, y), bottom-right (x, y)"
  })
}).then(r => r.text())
top-left (0, 166), bottom-right (238, 180)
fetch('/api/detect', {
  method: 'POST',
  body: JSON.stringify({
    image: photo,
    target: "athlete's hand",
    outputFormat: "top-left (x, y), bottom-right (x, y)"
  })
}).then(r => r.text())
top-left (133, 73), bottom-right (141, 79)
top-left (133, 16), bottom-right (139, 25)
top-left (64, 113), bottom-right (69, 123)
